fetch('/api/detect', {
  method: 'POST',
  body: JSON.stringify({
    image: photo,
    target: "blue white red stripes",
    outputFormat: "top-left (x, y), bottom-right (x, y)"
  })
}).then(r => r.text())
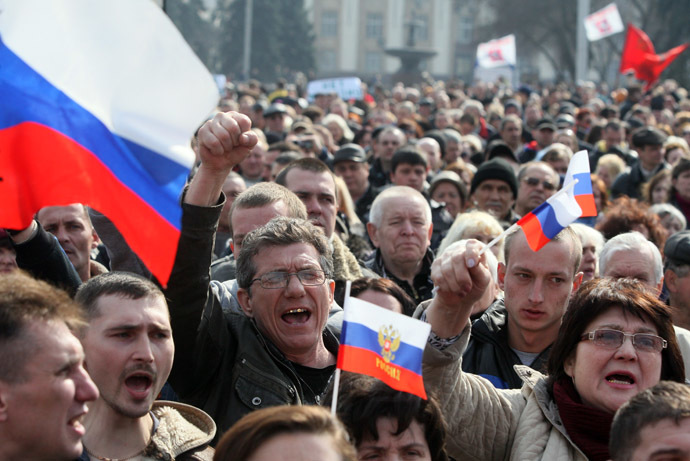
top-left (337, 297), bottom-right (431, 399)
top-left (518, 150), bottom-right (596, 251)
top-left (0, 0), bottom-right (218, 285)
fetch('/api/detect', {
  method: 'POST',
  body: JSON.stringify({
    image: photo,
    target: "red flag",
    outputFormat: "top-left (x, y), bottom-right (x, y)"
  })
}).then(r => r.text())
top-left (620, 24), bottom-right (688, 91)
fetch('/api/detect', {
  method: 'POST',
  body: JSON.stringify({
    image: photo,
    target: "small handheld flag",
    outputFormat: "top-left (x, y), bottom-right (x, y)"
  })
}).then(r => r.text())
top-left (517, 150), bottom-right (595, 251)
top-left (337, 296), bottom-right (431, 400)
top-left (480, 150), bottom-right (595, 255)
top-left (0, 0), bottom-right (218, 286)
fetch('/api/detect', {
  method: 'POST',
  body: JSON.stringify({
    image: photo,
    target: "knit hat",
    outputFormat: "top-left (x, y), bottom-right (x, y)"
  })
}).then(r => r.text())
top-left (470, 158), bottom-right (518, 197)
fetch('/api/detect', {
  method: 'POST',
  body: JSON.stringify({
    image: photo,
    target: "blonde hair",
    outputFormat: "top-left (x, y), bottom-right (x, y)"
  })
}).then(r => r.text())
top-left (596, 154), bottom-right (626, 181)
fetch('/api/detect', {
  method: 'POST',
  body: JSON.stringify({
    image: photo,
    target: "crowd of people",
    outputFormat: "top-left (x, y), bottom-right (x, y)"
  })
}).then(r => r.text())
top-left (3, 75), bottom-right (690, 460)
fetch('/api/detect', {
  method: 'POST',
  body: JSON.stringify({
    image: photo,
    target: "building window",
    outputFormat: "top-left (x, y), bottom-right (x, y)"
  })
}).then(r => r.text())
top-left (457, 15), bottom-right (473, 44)
top-left (365, 12), bottom-right (383, 40)
top-left (364, 52), bottom-right (382, 72)
top-left (321, 10), bottom-right (338, 38)
top-left (319, 49), bottom-right (337, 71)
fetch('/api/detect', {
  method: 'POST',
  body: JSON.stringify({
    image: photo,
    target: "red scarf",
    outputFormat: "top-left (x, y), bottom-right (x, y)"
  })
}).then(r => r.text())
top-left (552, 378), bottom-right (613, 461)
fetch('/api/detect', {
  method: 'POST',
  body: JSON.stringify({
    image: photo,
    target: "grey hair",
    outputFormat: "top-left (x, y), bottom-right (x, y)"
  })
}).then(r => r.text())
top-left (570, 223), bottom-right (605, 255)
top-left (368, 186), bottom-right (432, 228)
top-left (442, 129), bottom-right (462, 144)
top-left (236, 217), bottom-right (333, 290)
top-left (650, 203), bottom-right (687, 230)
top-left (599, 231), bottom-right (663, 284)
top-left (321, 113), bottom-right (354, 143)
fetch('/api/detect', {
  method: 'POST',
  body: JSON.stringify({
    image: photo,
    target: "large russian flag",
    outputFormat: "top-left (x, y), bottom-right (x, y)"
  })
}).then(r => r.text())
top-left (518, 150), bottom-right (595, 251)
top-left (337, 297), bottom-right (431, 399)
top-left (0, 0), bottom-right (218, 286)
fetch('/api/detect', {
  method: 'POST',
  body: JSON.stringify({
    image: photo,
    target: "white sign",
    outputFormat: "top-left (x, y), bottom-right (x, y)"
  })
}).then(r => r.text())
top-left (584, 3), bottom-right (624, 42)
top-left (476, 34), bottom-right (516, 69)
top-left (307, 77), bottom-right (362, 101)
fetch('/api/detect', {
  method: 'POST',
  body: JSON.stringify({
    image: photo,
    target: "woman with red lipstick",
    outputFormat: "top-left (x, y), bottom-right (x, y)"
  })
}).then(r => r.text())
top-left (423, 277), bottom-right (685, 461)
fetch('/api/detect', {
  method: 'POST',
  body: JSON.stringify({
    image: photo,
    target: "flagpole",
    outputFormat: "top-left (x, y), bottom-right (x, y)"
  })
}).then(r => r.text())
top-left (478, 178), bottom-right (580, 257)
top-left (576, 0), bottom-right (591, 82)
top-left (331, 280), bottom-right (352, 416)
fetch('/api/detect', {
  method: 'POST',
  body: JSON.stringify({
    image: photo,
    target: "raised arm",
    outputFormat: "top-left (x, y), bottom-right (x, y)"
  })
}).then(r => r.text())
top-left (185, 111), bottom-right (258, 206)
top-left (10, 221), bottom-right (82, 296)
top-left (423, 240), bottom-right (523, 460)
top-left (426, 239), bottom-right (491, 338)
top-left (165, 112), bottom-right (257, 395)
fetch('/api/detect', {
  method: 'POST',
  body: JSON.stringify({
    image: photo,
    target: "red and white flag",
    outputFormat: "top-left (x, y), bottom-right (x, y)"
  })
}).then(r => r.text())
top-left (476, 34), bottom-right (516, 69)
top-left (584, 3), bottom-right (624, 42)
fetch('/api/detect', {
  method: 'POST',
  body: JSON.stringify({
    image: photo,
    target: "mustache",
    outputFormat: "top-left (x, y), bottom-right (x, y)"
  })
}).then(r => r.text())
top-left (120, 363), bottom-right (157, 382)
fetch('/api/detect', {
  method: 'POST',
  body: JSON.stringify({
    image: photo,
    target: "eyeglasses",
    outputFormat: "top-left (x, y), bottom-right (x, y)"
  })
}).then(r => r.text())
top-left (580, 329), bottom-right (667, 353)
top-left (250, 269), bottom-right (327, 289)
top-left (522, 177), bottom-right (557, 191)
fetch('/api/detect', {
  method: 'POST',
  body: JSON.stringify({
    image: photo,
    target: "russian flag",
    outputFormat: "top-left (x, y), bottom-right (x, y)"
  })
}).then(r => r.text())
top-left (517, 151), bottom-right (595, 251)
top-left (0, 1), bottom-right (218, 286)
top-left (337, 297), bottom-right (431, 399)
top-left (565, 150), bottom-right (597, 217)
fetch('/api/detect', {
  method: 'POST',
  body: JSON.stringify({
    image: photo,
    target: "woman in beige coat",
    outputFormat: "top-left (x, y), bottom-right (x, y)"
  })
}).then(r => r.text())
top-left (423, 242), bottom-right (685, 461)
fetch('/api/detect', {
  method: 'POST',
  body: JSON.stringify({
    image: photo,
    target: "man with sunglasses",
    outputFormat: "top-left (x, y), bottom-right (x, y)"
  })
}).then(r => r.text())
top-left (164, 111), bottom-right (340, 437)
top-left (513, 161), bottom-right (560, 219)
top-left (599, 231), bottom-right (690, 381)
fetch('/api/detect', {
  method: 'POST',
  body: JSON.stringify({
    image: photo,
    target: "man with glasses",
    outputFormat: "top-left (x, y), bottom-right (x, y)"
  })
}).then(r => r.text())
top-left (165, 111), bottom-right (340, 435)
top-left (513, 161), bottom-right (560, 219)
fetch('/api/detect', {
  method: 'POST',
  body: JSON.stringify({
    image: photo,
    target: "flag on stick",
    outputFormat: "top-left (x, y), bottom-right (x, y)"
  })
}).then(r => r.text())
top-left (584, 3), bottom-right (624, 42)
top-left (619, 24), bottom-right (688, 91)
top-left (0, 0), bottom-right (218, 286)
top-left (517, 151), bottom-right (595, 252)
top-left (337, 296), bottom-right (431, 399)
top-left (476, 34), bottom-right (516, 69)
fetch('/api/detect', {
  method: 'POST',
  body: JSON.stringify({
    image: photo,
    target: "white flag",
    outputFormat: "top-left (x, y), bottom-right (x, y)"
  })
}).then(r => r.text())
top-left (476, 34), bottom-right (516, 69)
top-left (584, 3), bottom-right (624, 42)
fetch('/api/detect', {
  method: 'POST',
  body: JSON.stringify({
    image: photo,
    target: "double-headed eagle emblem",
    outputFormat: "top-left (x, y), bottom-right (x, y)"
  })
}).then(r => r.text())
top-left (378, 325), bottom-right (401, 363)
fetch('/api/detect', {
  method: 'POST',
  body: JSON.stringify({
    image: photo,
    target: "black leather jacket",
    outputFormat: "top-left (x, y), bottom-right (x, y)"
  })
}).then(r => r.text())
top-left (164, 198), bottom-right (339, 437)
top-left (462, 299), bottom-right (551, 389)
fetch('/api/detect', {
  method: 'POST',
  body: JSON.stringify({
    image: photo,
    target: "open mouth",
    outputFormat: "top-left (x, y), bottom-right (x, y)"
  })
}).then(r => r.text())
top-left (282, 308), bottom-right (311, 324)
top-left (124, 372), bottom-right (154, 397)
top-left (605, 373), bottom-right (635, 385)
top-left (68, 413), bottom-right (86, 435)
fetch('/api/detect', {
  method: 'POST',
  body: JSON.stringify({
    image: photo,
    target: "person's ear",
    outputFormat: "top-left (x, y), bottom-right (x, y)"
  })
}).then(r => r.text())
top-left (91, 229), bottom-right (101, 249)
top-left (497, 262), bottom-right (507, 290)
top-left (656, 275), bottom-right (665, 297)
top-left (571, 272), bottom-right (583, 293)
top-left (564, 353), bottom-right (576, 379)
top-left (367, 222), bottom-right (380, 248)
top-left (0, 383), bottom-right (9, 422)
top-left (665, 270), bottom-right (678, 294)
top-left (237, 288), bottom-right (253, 317)
top-left (328, 279), bottom-right (335, 304)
